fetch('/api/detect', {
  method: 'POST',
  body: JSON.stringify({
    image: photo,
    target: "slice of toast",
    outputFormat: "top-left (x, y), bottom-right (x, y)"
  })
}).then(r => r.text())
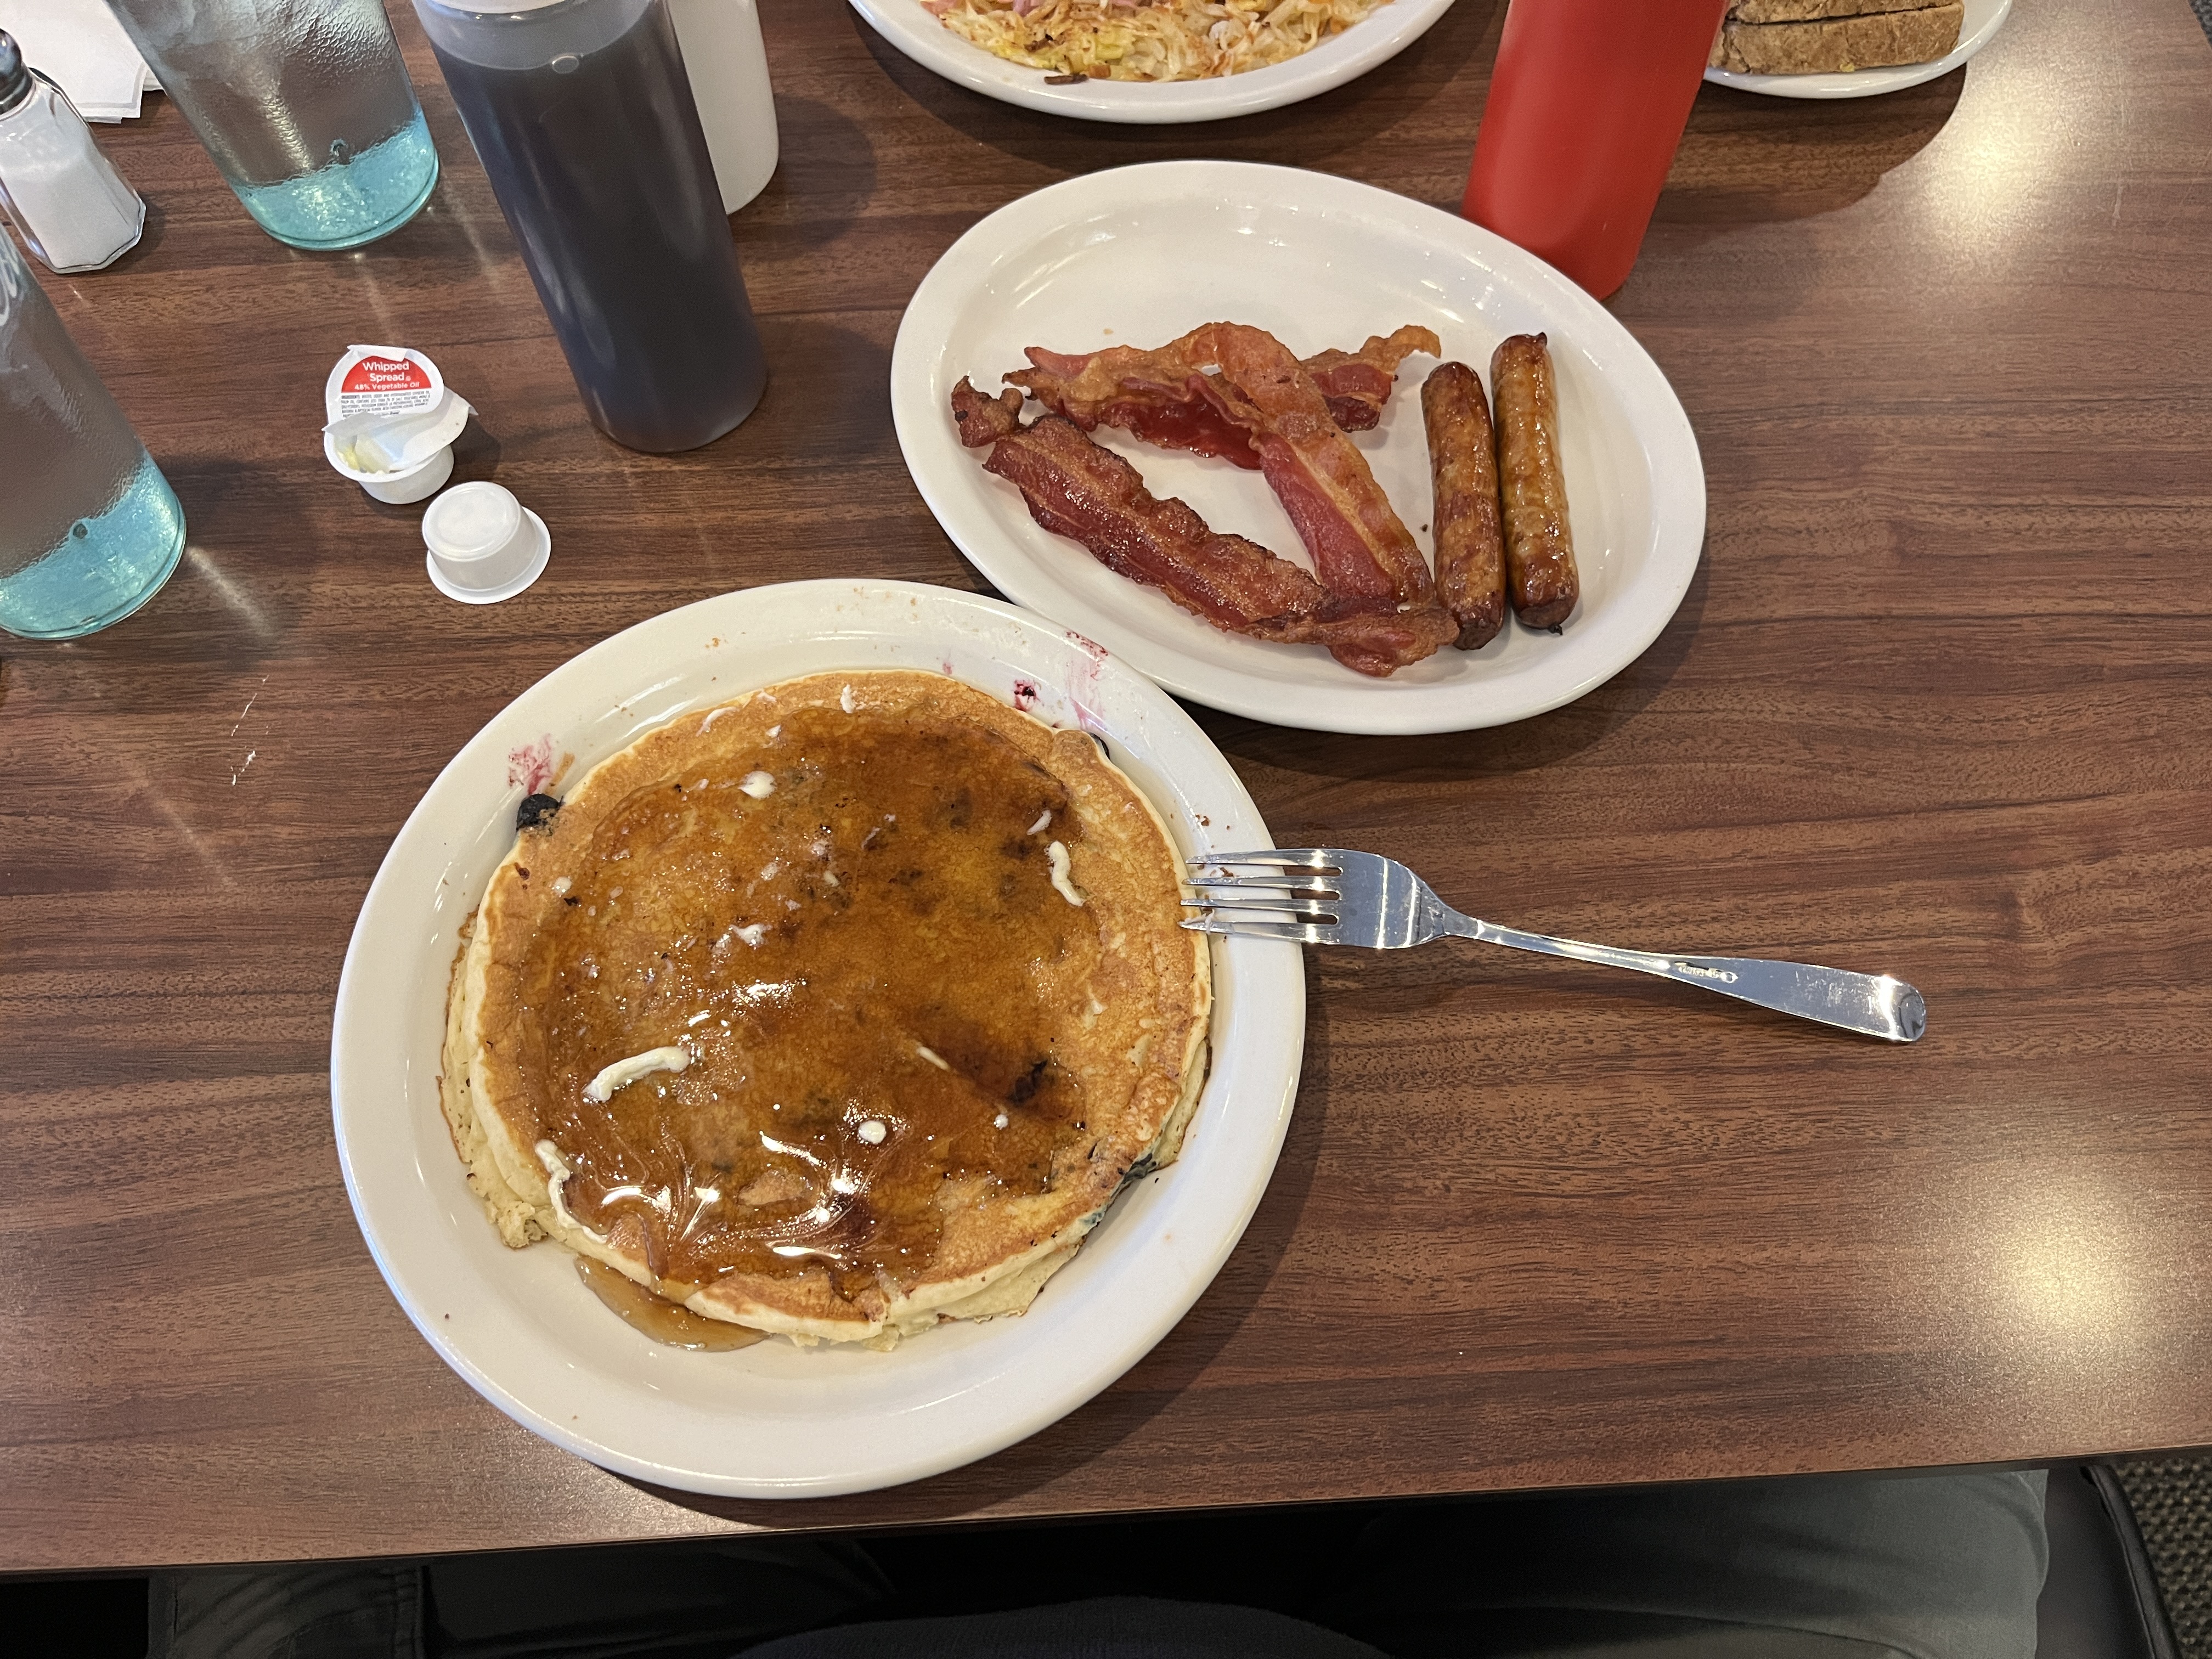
top-left (1710, 2), bottom-right (1964, 73)
top-left (1726, 0), bottom-right (1938, 22)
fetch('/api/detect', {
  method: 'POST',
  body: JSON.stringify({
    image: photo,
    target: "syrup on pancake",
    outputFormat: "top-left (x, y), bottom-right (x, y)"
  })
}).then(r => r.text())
top-left (526, 701), bottom-right (1110, 1304)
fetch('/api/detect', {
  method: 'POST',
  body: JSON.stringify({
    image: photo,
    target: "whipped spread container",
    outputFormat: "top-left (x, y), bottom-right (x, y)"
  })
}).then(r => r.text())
top-left (321, 344), bottom-right (472, 504)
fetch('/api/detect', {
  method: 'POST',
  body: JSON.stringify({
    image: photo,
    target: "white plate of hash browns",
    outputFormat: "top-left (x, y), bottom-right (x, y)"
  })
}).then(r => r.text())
top-left (848, 0), bottom-right (1457, 124)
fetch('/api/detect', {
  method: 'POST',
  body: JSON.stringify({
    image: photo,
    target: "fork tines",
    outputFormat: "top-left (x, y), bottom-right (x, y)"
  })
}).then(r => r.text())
top-left (1184, 896), bottom-right (1338, 918)
top-left (1185, 850), bottom-right (1341, 873)
top-left (1181, 849), bottom-right (1343, 933)
top-left (1184, 874), bottom-right (1339, 897)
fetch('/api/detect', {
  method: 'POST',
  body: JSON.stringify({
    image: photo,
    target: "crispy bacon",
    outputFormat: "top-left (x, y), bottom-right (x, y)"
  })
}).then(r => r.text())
top-left (1000, 322), bottom-right (1448, 622)
top-left (1009, 324), bottom-right (1440, 469)
top-left (1012, 342), bottom-right (1260, 469)
top-left (950, 379), bottom-right (1447, 678)
top-left (952, 381), bottom-right (1025, 447)
top-left (1193, 322), bottom-right (1446, 614)
top-left (1302, 326), bottom-right (1443, 427)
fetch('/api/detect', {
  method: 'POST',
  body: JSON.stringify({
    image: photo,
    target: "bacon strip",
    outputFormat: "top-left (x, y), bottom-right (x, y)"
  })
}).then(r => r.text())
top-left (951, 379), bottom-right (1447, 678)
top-left (1009, 324), bottom-right (1440, 469)
top-left (1301, 325), bottom-right (1444, 428)
top-left (1002, 321), bottom-right (1447, 622)
top-left (1193, 323), bottom-right (1444, 616)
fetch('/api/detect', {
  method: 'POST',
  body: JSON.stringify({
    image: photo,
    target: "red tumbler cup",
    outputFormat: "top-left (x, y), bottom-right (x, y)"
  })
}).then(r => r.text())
top-left (1463, 0), bottom-right (1730, 299)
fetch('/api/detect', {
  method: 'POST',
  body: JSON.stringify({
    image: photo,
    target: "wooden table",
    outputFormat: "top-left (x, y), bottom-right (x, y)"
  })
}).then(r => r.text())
top-left (5, 0), bottom-right (2210, 1573)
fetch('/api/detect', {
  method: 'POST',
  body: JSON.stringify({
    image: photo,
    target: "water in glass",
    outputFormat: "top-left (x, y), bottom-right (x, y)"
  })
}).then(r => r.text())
top-left (105, 0), bottom-right (438, 250)
top-left (0, 233), bottom-right (185, 640)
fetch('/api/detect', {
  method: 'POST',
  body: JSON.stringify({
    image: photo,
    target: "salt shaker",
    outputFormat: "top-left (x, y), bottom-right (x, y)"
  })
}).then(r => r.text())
top-left (0, 31), bottom-right (145, 275)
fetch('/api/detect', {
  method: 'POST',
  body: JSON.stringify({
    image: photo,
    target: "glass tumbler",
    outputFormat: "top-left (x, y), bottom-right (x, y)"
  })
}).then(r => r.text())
top-left (104, 0), bottom-right (440, 250)
top-left (0, 230), bottom-right (186, 639)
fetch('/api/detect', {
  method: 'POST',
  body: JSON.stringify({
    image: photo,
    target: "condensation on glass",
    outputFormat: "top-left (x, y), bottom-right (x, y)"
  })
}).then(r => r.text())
top-left (0, 232), bottom-right (184, 639)
top-left (105, 0), bottom-right (439, 249)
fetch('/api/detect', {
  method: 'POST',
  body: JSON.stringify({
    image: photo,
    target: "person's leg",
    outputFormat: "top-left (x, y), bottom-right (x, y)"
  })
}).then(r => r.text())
top-left (148, 1561), bottom-right (426, 1659)
top-left (1333, 1469), bottom-right (2049, 1659)
top-left (743, 1594), bottom-right (1393, 1659)
top-left (146, 1536), bottom-right (888, 1659)
top-left (426, 1537), bottom-right (890, 1658)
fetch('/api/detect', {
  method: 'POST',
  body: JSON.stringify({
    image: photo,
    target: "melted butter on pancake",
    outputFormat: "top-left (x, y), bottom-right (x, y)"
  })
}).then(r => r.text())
top-left (443, 672), bottom-right (1209, 1347)
top-left (582, 1045), bottom-right (690, 1102)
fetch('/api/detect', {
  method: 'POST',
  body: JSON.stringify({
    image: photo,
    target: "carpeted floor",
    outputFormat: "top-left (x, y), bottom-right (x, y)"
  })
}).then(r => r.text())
top-left (2116, 1457), bottom-right (2212, 1658)
top-left (2194, 0), bottom-right (2212, 46)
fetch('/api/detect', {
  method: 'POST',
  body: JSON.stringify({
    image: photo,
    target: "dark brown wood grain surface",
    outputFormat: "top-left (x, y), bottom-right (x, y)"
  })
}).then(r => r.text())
top-left (3, 0), bottom-right (2210, 1572)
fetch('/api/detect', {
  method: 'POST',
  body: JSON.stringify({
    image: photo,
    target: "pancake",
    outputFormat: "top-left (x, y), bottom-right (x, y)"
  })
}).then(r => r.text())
top-left (439, 670), bottom-right (1211, 1348)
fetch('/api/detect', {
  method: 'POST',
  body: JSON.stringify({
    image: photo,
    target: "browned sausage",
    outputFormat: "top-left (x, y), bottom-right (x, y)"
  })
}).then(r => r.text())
top-left (1489, 332), bottom-right (1580, 630)
top-left (1420, 362), bottom-right (1507, 651)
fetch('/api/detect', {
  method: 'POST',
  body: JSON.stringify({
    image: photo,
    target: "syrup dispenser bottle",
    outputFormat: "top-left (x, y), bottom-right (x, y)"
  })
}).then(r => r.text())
top-left (412, 0), bottom-right (768, 453)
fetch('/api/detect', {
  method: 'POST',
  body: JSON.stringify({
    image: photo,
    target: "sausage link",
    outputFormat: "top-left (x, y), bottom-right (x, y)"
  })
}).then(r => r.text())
top-left (1421, 362), bottom-right (1507, 651)
top-left (1489, 332), bottom-right (1579, 630)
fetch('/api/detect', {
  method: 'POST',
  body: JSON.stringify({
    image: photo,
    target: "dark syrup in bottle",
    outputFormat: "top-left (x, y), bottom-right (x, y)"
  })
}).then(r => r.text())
top-left (427, 0), bottom-right (766, 452)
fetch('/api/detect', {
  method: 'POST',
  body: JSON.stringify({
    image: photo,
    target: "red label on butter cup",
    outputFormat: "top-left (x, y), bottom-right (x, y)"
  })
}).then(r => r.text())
top-left (341, 357), bottom-right (434, 397)
top-left (326, 343), bottom-right (445, 421)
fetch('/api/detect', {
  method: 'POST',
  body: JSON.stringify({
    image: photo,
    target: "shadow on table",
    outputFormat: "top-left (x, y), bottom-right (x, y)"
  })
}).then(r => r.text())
top-left (443, 410), bottom-right (505, 489)
top-left (101, 199), bottom-right (170, 269)
top-left (851, 0), bottom-right (1504, 183)
top-left (1658, 67), bottom-right (1969, 256)
top-left (739, 95), bottom-right (881, 257)
top-left (623, 980), bottom-right (1345, 1529)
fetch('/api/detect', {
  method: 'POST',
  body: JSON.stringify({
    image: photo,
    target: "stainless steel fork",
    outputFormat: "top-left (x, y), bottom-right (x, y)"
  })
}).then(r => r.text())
top-left (1182, 849), bottom-right (1926, 1043)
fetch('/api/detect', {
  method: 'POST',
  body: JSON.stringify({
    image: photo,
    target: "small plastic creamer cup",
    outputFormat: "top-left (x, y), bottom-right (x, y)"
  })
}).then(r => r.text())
top-left (421, 482), bottom-right (550, 604)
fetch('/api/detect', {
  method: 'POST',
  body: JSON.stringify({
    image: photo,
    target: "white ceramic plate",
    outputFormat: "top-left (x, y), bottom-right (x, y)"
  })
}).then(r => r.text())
top-left (330, 580), bottom-right (1304, 1499)
top-left (892, 161), bottom-right (1706, 737)
top-left (848, 0), bottom-right (1456, 124)
top-left (1703, 0), bottom-right (2008, 99)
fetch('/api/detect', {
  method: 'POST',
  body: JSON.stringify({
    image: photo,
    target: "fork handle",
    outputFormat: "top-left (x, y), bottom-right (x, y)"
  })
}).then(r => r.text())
top-left (1443, 910), bottom-right (1927, 1043)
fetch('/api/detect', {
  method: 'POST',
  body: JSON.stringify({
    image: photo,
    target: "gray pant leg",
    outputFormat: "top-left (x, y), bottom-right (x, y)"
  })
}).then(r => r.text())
top-left (744, 1595), bottom-right (1391, 1658)
top-left (1340, 1470), bottom-right (2049, 1659)
top-left (145, 1537), bottom-right (885, 1659)
top-left (148, 1562), bottom-right (424, 1659)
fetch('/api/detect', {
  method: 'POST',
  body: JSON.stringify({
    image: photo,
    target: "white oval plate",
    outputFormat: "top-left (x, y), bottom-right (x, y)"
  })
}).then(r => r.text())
top-left (330, 580), bottom-right (1304, 1499)
top-left (849, 0), bottom-right (1457, 124)
top-left (891, 161), bottom-right (1706, 736)
top-left (1703, 0), bottom-right (2008, 99)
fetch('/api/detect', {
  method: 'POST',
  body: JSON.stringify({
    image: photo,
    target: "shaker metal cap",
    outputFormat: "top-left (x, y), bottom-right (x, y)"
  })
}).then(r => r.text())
top-left (0, 32), bottom-right (32, 117)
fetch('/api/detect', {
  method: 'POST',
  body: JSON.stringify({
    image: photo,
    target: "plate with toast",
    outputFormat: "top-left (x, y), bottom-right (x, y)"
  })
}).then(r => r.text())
top-left (1704, 0), bottom-right (2009, 99)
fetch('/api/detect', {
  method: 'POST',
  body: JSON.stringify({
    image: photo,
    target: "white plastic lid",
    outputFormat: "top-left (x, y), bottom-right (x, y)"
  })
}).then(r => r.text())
top-left (425, 480), bottom-right (520, 560)
top-left (422, 482), bottom-right (550, 604)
